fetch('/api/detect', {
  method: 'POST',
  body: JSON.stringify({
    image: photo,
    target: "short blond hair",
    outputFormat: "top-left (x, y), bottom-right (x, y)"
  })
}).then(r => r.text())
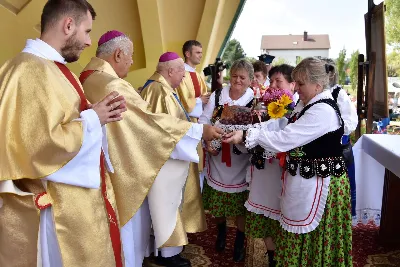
top-left (230, 59), bottom-right (254, 81)
top-left (292, 57), bottom-right (329, 89)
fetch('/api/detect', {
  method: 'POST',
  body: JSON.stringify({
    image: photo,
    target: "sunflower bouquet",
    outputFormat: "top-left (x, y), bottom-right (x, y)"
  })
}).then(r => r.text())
top-left (262, 88), bottom-right (295, 119)
top-left (210, 88), bottom-right (295, 152)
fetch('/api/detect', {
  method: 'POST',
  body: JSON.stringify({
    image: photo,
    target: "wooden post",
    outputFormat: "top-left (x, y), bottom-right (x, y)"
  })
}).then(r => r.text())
top-left (379, 169), bottom-right (400, 246)
top-left (355, 54), bottom-right (365, 141)
top-left (366, 52), bottom-right (376, 134)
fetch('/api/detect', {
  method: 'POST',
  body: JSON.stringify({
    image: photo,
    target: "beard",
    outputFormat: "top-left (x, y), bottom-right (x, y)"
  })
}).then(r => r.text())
top-left (61, 32), bottom-right (86, 63)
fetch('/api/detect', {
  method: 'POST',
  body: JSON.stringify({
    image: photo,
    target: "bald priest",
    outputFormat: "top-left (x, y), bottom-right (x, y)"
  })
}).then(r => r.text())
top-left (81, 31), bottom-right (223, 267)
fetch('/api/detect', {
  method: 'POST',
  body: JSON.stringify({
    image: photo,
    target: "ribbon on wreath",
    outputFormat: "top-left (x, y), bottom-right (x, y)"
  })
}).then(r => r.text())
top-left (252, 109), bottom-right (264, 124)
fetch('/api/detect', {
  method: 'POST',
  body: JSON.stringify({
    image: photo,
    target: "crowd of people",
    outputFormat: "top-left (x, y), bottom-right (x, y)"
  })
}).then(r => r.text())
top-left (0, 0), bottom-right (359, 267)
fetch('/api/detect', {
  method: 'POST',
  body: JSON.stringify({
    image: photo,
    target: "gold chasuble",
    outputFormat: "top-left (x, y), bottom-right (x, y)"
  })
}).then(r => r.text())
top-left (0, 53), bottom-right (117, 267)
top-left (175, 71), bottom-right (208, 234)
top-left (141, 72), bottom-right (206, 241)
top-left (81, 57), bottom-right (191, 231)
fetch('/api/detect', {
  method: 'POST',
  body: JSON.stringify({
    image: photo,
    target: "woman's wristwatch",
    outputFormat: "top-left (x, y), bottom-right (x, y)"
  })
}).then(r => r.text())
top-left (242, 130), bottom-right (247, 143)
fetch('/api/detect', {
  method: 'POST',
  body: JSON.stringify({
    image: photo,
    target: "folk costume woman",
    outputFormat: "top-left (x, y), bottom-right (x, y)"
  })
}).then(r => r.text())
top-left (245, 64), bottom-right (296, 267)
top-left (252, 60), bottom-right (270, 94)
top-left (199, 59), bottom-right (254, 262)
top-left (325, 59), bottom-right (358, 216)
top-left (224, 57), bottom-right (352, 266)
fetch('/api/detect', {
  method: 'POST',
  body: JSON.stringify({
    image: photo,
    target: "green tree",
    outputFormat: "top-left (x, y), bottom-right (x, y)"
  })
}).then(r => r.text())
top-left (349, 50), bottom-right (360, 91)
top-left (222, 39), bottom-right (246, 69)
top-left (296, 56), bottom-right (303, 65)
top-left (387, 50), bottom-right (400, 76)
top-left (245, 57), bottom-right (257, 63)
top-left (388, 65), bottom-right (399, 77)
top-left (272, 57), bottom-right (289, 66)
top-left (386, 0), bottom-right (400, 47)
top-left (336, 48), bottom-right (347, 85)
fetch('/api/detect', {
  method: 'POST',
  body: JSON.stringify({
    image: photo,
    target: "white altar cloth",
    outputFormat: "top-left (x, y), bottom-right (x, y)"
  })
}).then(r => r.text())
top-left (353, 134), bottom-right (400, 225)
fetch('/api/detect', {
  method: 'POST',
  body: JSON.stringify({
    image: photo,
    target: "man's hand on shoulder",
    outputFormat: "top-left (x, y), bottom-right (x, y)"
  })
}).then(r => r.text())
top-left (90, 91), bottom-right (127, 125)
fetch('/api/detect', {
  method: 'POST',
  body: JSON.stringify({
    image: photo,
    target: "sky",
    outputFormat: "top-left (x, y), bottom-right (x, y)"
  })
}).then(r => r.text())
top-left (230, 0), bottom-right (385, 60)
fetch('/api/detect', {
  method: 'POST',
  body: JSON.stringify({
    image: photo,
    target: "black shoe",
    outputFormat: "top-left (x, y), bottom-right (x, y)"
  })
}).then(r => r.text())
top-left (233, 247), bottom-right (245, 262)
top-left (266, 250), bottom-right (276, 267)
top-left (215, 221), bottom-right (227, 252)
top-left (155, 254), bottom-right (191, 267)
top-left (233, 230), bottom-right (245, 262)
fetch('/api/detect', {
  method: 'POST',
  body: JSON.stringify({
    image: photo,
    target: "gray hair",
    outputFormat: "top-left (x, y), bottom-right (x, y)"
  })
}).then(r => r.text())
top-left (292, 57), bottom-right (329, 89)
top-left (230, 59), bottom-right (254, 81)
top-left (156, 58), bottom-right (184, 73)
top-left (96, 36), bottom-right (133, 57)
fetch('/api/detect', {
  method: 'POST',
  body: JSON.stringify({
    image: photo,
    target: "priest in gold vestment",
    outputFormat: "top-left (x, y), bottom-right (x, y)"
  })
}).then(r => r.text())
top-left (176, 41), bottom-right (210, 236)
top-left (141, 52), bottom-right (208, 267)
top-left (81, 32), bottom-right (223, 267)
top-left (0, 1), bottom-right (127, 267)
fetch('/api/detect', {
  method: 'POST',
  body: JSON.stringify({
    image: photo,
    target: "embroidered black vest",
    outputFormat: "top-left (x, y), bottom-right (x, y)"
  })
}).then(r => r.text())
top-left (286, 98), bottom-right (346, 179)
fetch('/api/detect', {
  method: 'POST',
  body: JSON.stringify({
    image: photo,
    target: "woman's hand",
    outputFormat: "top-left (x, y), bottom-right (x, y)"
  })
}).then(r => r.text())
top-left (223, 131), bottom-right (244, 144)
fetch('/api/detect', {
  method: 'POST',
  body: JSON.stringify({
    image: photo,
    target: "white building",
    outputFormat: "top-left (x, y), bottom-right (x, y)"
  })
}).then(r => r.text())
top-left (260, 32), bottom-right (330, 66)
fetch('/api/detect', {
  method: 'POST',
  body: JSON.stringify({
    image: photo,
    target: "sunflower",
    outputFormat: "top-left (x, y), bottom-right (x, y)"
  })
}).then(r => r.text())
top-left (278, 94), bottom-right (293, 107)
top-left (268, 101), bottom-right (287, 119)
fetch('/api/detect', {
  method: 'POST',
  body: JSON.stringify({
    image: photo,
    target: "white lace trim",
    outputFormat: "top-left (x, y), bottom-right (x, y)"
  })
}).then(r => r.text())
top-left (219, 86), bottom-right (254, 107)
top-left (262, 150), bottom-right (277, 159)
top-left (245, 127), bottom-right (261, 150)
top-left (210, 139), bottom-right (222, 151)
top-left (245, 201), bottom-right (281, 221)
top-left (210, 121), bottom-right (274, 155)
top-left (352, 208), bottom-right (381, 226)
top-left (213, 120), bottom-right (265, 131)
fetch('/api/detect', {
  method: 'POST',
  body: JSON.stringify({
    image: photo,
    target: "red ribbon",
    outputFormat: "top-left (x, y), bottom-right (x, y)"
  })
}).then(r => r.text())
top-left (276, 152), bottom-right (286, 196)
top-left (79, 69), bottom-right (96, 85)
top-left (220, 104), bottom-right (232, 167)
top-left (221, 142), bottom-right (232, 167)
top-left (100, 153), bottom-right (123, 267)
top-left (189, 72), bottom-right (201, 98)
top-left (276, 152), bottom-right (286, 169)
top-left (55, 62), bottom-right (123, 267)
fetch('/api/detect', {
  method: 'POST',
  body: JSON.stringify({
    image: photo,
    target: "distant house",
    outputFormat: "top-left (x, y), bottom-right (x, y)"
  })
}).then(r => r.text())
top-left (260, 32), bottom-right (331, 66)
